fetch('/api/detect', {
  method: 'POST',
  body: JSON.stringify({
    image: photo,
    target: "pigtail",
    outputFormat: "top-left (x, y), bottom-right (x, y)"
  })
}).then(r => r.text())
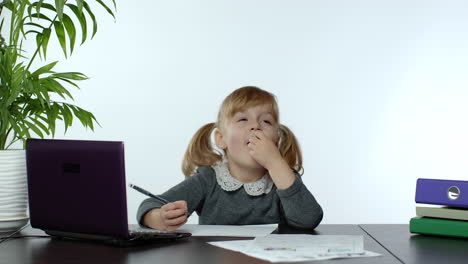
top-left (182, 123), bottom-right (223, 177)
top-left (278, 124), bottom-right (304, 175)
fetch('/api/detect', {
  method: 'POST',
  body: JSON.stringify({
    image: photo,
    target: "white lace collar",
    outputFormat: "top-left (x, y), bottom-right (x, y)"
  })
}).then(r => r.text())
top-left (212, 160), bottom-right (274, 196)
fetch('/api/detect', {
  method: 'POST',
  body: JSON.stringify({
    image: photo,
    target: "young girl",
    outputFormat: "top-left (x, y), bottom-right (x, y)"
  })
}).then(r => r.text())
top-left (137, 86), bottom-right (323, 231)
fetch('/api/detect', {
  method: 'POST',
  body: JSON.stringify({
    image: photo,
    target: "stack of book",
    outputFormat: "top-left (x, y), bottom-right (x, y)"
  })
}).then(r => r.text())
top-left (410, 178), bottom-right (468, 238)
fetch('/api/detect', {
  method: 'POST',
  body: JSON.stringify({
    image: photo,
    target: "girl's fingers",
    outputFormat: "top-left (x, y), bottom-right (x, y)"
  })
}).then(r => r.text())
top-left (254, 130), bottom-right (265, 139)
top-left (162, 200), bottom-right (187, 212)
top-left (247, 142), bottom-right (257, 151)
top-left (165, 218), bottom-right (187, 231)
top-left (161, 202), bottom-right (178, 211)
top-left (165, 214), bottom-right (187, 226)
top-left (158, 201), bottom-right (189, 231)
top-left (164, 208), bottom-right (187, 219)
top-left (170, 217), bottom-right (188, 228)
top-left (249, 135), bottom-right (259, 144)
top-left (172, 200), bottom-right (187, 209)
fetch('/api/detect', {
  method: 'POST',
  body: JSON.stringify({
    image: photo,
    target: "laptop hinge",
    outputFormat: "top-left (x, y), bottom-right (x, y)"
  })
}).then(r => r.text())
top-left (45, 229), bottom-right (127, 241)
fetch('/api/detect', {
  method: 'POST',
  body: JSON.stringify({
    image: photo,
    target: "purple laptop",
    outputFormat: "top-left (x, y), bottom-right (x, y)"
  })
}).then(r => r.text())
top-left (26, 138), bottom-right (190, 245)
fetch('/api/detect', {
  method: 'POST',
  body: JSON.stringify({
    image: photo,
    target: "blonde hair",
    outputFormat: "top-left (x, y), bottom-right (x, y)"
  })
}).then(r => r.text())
top-left (182, 86), bottom-right (303, 177)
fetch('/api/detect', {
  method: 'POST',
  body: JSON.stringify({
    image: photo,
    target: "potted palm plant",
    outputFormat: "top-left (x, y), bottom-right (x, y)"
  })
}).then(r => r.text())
top-left (0, 0), bottom-right (116, 231)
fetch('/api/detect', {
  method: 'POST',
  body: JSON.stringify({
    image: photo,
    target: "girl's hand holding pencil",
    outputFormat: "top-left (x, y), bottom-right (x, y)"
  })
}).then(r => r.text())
top-left (129, 183), bottom-right (188, 231)
top-left (143, 201), bottom-right (188, 231)
top-left (158, 201), bottom-right (188, 231)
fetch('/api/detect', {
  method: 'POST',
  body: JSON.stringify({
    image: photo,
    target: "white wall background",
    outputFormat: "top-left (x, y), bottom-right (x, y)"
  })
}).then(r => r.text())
top-left (19, 0), bottom-right (468, 224)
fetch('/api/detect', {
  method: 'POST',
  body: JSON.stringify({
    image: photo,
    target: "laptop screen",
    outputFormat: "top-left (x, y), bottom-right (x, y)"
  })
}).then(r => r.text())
top-left (26, 139), bottom-right (130, 239)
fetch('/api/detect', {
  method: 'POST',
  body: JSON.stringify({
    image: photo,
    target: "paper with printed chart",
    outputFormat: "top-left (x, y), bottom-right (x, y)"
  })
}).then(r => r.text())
top-left (208, 235), bottom-right (382, 262)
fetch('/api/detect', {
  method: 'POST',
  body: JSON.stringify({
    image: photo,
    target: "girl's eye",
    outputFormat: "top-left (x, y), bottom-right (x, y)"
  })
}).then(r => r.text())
top-left (263, 120), bottom-right (272, 125)
top-left (238, 118), bottom-right (247, 122)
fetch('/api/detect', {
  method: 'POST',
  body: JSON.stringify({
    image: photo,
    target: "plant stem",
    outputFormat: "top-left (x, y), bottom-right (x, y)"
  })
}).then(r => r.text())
top-left (8, 0), bottom-right (15, 46)
top-left (0, 134), bottom-right (5, 150)
top-left (24, 14), bottom-right (58, 72)
top-left (20, 10), bottom-right (59, 130)
top-left (5, 126), bottom-right (12, 142)
top-left (0, 126), bottom-right (12, 150)
top-left (5, 138), bottom-right (19, 149)
top-left (25, 0), bottom-right (71, 71)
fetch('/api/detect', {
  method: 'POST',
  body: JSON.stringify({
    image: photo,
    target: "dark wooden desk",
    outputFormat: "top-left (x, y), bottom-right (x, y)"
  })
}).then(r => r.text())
top-left (360, 224), bottom-right (468, 264)
top-left (0, 224), bottom-right (399, 264)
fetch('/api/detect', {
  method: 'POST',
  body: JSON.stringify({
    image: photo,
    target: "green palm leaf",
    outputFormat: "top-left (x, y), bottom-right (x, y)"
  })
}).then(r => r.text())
top-left (23, 119), bottom-right (44, 138)
top-left (66, 3), bottom-right (87, 45)
top-left (96, 0), bottom-right (115, 19)
top-left (30, 117), bottom-right (50, 136)
top-left (41, 28), bottom-right (51, 59)
top-left (62, 14), bottom-right (76, 54)
top-left (61, 104), bottom-right (73, 132)
top-left (55, 0), bottom-right (65, 20)
top-left (76, 0), bottom-right (84, 13)
top-left (0, 0), bottom-right (117, 149)
top-left (32, 61), bottom-right (58, 76)
top-left (53, 21), bottom-right (67, 57)
top-left (83, 2), bottom-right (97, 38)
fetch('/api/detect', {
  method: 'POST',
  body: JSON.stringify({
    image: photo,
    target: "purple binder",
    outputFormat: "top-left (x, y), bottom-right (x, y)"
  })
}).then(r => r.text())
top-left (415, 178), bottom-right (468, 207)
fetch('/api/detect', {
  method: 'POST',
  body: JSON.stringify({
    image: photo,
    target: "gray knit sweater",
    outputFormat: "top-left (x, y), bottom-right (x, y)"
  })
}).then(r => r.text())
top-left (136, 166), bottom-right (323, 229)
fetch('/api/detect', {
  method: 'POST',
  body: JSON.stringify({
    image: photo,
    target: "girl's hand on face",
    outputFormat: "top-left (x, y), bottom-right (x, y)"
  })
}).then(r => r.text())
top-left (247, 130), bottom-right (283, 170)
top-left (158, 200), bottom-right (188, 231)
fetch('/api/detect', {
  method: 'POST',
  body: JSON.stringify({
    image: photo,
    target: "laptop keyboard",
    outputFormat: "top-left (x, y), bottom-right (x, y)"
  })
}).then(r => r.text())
top-left (128, 225), bottom-right (189, 239)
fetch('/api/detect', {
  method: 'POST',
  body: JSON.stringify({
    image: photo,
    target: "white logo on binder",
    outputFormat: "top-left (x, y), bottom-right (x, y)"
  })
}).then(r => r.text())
top-left (448, 186), bottom-right (460, 200)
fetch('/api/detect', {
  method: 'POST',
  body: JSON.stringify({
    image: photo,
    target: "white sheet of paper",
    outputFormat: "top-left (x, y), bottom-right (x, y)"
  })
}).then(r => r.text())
top-left (208, 235), bottom-right (382, 263)
top-left (177, 224), bottom-right (277, 237)
top-left (254, 234), bottom-right (363, 254)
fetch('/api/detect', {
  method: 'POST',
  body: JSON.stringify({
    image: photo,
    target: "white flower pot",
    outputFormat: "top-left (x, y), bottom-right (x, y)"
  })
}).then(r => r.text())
top-left (0, 149), bottom-right (29, 232)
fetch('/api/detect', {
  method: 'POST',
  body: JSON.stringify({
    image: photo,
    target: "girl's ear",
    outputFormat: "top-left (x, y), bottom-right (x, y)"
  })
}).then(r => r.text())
top-left (214, 129), bottom-right (227, 149)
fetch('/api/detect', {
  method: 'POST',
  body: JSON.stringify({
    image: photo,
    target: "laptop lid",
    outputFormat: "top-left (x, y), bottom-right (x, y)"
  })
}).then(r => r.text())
top-left (26, 138), bottom-right (130, 240)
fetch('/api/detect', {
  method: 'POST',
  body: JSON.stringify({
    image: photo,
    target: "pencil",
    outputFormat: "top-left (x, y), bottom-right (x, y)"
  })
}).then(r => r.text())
top-left (128, 183), bottom-right (170, 204)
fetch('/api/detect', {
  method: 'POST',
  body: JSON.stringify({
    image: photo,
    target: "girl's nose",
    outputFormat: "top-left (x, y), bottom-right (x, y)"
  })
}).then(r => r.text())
top-left (250, 121), bottom-right (261, 131)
